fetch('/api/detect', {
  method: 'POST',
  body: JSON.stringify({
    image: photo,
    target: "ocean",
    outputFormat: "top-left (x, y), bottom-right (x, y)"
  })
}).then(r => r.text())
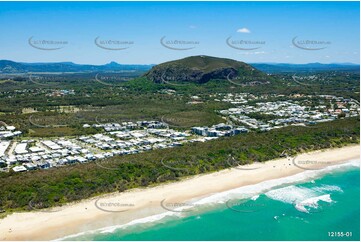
top-left (65, 159), bottom-right (360, 241)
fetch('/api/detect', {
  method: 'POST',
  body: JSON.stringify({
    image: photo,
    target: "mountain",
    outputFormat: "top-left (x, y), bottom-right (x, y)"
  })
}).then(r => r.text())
top-left (1, 58), bottom-right (357, 75)
top-left (251, 63), bottom-right (360, 73)
top-left (144, 55), bottom-right (269, 84)
top-left (0, 60), bottom-right (153, 73)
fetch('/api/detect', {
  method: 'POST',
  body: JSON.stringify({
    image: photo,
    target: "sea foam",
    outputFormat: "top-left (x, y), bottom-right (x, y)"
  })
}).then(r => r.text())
top-left (58, 158), bottom-right (359, 240)
top-left (265, 185), bottom-right (336, 213)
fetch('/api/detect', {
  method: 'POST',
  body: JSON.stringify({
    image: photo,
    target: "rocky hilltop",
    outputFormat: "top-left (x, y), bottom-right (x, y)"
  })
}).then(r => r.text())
top-left (144, 55), bottom-right (269, 85)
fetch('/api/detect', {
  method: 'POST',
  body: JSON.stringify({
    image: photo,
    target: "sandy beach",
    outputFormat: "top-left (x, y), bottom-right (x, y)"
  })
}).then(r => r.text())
top-left (0, 145), bottom-right (359, 241)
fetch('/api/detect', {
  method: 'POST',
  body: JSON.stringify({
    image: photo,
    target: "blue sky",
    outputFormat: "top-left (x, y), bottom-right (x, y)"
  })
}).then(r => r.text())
top-left (0, 1), bottom-right (359, 64)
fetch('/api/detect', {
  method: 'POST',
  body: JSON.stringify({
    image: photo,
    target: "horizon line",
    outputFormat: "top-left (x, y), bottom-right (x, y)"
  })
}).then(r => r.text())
top-left (1, 59), bottom-right (360, 66)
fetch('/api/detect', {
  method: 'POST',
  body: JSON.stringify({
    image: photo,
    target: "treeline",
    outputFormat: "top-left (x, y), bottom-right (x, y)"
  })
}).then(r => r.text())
top-left (0, 93), bottom-right (230, 136)
top-left (1, 70), bottom-right (359, 114)
top-left (0, 117), bottom-right (359, 213)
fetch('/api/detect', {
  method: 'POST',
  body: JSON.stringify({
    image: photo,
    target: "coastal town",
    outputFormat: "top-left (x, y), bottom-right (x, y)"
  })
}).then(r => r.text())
top-left (0, 93), bottom-right (359, 173)
top-left (218, 94), bottom-right (360, 131)
top-left (0, 2), bottom-right (359, 241)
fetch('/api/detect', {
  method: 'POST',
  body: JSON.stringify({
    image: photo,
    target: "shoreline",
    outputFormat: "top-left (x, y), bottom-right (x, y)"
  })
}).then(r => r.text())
top-left (0, 145), bottom-right (359, 241)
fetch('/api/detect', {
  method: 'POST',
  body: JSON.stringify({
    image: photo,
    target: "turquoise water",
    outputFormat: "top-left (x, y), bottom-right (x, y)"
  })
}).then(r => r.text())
top-left (68, 160), bottom-right (360, 241)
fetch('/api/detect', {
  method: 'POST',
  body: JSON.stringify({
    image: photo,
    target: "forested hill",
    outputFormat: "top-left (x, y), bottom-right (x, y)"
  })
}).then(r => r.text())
top-left (144, 55), bottom-right (269, 84)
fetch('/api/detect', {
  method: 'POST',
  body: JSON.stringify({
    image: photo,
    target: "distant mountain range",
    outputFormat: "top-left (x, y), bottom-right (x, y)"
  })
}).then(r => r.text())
top-left (0, 59), bottom-right (359, 74)
top-left (251, 62), bottom-right (360, 73)
top-left (0, 60), bottom-right (153, 73)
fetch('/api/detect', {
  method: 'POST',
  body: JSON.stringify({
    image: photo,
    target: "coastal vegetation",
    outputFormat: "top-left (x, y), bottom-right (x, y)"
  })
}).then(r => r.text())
top-left (0, 117), bottom-right (358, 213)
top-left (0, 56), bottom-right (359, 215)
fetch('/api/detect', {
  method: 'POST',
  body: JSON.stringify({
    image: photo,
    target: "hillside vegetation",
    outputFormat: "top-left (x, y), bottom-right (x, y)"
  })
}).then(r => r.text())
top-left (0, 117), bottom-right (358, 213)
top-left (144, 55), bottom-right (269, 84)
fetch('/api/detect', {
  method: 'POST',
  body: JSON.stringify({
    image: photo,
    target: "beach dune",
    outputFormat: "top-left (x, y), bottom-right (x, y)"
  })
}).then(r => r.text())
top-left (0, 145), bottom-right (359, 240)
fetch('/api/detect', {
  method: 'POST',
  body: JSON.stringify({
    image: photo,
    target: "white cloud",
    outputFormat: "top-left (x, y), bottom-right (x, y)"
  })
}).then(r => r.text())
top-left (189, 25), bottom-right (197, 29)
top-left (237, 28), bottom-right (251, 33)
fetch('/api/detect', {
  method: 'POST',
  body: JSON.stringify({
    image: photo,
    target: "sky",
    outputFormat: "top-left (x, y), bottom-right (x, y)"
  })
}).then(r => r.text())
top-left (0, 1), bottom-right (359, 64)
